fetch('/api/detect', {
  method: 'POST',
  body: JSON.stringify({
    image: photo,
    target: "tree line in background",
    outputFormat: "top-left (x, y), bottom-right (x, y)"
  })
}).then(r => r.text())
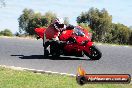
top-left (0, 29), bottom-right (13, 36)
top-left (18, 8), bottom-right (56, 35)
top-left (1, 7), bottom-right (132, 45)
top-left (18, 8), bottom-right (69, 36)
top-left (18, 8), bottom-right (132, 45)
top-left (77, 8), bottom-right (132, 45)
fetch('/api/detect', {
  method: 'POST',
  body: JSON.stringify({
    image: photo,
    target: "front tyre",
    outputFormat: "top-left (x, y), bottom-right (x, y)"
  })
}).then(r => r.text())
top-left (85, 45), bottom-right (102, 60)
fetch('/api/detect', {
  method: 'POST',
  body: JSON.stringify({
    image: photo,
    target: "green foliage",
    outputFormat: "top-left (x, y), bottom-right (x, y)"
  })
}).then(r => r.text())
top-left (0, 67), bottom-right (132, 88)
top-left (78, 23), bottom-right (92, 32)
top-left (129, 30), bottom-right (132, 45)
top-left (18, 9), bottom-right (56, 35)
top-left (111, 23), bottom-right (130, 44)
top-left (18, 8), bottom-right (34, 33)
top-left (77, 8), bottom-right (112, 42)
top-left (0, 29), bottom-right (13, 36)
top-left (44, 11), bottom-right (57, 26)
top-left (77, 7), bottom-right (132, 45)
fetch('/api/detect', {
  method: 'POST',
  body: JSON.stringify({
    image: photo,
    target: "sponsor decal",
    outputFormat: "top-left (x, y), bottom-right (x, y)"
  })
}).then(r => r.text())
top-left (76, 66), bottom-right (131, 85)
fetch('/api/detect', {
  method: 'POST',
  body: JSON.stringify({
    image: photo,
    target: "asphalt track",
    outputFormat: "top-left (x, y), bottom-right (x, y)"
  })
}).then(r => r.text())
top-left (0, 37), bottom-right (132, 76)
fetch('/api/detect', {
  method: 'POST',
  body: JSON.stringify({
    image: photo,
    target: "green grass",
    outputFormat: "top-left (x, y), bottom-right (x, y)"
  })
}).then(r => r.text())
top-left (0, 67), bottom-right (131, 88)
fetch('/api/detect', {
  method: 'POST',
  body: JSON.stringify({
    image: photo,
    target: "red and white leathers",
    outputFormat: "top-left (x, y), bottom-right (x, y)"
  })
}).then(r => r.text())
top-left (43, 18), bottom-right (74, 56)
top-left (43, 18), bottom-right (66, 46)
top-left (44, 24), bottom-right (60, 44)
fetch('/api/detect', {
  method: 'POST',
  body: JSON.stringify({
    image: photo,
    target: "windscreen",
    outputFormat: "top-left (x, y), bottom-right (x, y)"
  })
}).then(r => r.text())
top-left (74, 26), bottom-right (85, 36)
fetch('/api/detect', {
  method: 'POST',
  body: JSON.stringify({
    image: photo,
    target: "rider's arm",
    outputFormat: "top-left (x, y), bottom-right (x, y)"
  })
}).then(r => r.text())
top-left (66, 24), bottom-right (74, 30)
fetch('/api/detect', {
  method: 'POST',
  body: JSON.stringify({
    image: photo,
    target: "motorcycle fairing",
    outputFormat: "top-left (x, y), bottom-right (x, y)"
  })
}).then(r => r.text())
top-left (35, 28), bottom-right (46, 39)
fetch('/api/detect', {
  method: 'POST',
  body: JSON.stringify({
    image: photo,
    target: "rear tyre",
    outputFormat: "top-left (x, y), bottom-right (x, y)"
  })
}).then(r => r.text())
top-left (84, 45), bottom-right (102, 60)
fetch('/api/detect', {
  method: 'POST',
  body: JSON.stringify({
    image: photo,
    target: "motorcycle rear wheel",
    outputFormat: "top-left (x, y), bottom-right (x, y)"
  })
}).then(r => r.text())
top-left (84, 45), bottom-right (102, 60)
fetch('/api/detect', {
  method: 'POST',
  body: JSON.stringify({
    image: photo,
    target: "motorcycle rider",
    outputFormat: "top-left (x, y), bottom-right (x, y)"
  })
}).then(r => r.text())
top-left (43, 18), bottom-right (66, 56)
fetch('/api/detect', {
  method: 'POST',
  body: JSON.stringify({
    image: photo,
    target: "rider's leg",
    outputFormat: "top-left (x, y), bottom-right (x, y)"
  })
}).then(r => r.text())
top-left (43, 34), bottom-right (50, 56)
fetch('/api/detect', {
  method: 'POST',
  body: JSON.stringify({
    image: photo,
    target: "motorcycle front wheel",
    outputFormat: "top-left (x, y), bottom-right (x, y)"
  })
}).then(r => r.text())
top-left (84, 45), bottom-right (102, 60)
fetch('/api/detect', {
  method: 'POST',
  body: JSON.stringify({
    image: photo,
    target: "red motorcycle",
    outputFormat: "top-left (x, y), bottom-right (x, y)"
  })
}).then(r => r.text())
top-left (35, 26), bottom-right (102, 60)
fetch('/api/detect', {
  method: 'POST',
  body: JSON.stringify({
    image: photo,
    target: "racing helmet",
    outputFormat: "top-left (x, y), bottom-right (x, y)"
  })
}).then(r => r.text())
top-left (53, 18), bottom-right (65, 31)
